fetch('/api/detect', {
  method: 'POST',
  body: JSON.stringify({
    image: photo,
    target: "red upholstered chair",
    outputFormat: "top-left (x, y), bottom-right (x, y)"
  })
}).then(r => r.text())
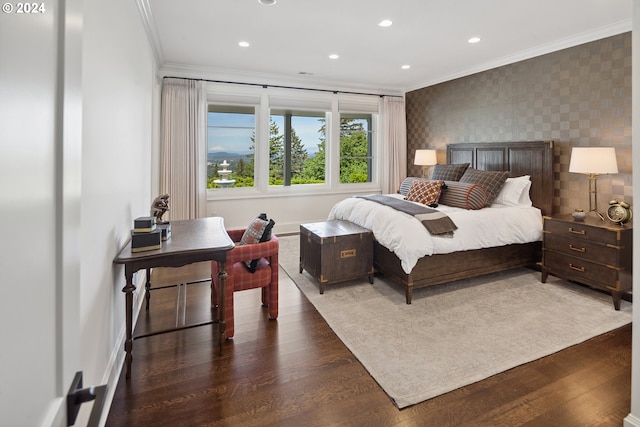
top-left (211, 229), bottom-right (279, 339)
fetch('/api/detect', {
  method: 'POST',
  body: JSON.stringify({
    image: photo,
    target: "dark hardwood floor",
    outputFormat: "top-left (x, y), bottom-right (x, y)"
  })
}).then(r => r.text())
top-left (106, 262), bottom-right (632, 427)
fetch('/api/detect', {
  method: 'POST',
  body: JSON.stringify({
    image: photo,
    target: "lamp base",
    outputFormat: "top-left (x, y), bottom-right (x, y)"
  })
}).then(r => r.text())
top-left (590, 209), bottom-right (606, 222)
top-left (586, 174), bottom-right (605, 222)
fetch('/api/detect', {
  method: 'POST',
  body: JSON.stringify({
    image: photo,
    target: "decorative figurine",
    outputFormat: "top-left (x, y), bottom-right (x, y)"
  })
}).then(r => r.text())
top-left (151, 194), bottom-right (170, 224)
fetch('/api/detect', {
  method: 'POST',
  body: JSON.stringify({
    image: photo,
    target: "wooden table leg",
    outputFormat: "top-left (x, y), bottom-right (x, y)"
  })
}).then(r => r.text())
top-left (217, 261), bottom-right (228, 354)
top-left (145, 267), bottom-right (151, 310)
top-left (122, 268), bottom-right (136, 379)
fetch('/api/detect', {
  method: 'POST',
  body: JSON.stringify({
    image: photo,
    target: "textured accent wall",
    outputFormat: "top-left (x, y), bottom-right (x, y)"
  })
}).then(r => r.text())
top-left (406, 33), bottom-right (632, 215)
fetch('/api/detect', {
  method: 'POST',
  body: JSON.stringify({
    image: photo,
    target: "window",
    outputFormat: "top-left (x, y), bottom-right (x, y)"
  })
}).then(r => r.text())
top-left (206, 85), bottom-right (381, 194)
top-left (269, 110), bottom-right (326, 186)
top-left (339, 113), bottom-right (373, 183)
top-left (207, 105), bottom-right (255, 188)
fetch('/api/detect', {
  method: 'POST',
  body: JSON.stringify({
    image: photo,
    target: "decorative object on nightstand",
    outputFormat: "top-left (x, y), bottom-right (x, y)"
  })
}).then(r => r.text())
top-left (571, 209), bottom-right (586, 222)
top-left (606, 199), bottom-right (632, 225)
top-left (542, 215), bottom-right (632, 310)
top-left (414, 149), bottom-right (438, 178)
top-left (568, 147), bottom-right (618, 222)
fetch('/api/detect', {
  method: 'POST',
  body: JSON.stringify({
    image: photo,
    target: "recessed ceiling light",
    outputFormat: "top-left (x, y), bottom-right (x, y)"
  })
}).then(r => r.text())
top-left (468, 37), bottom-right (481, 44)
top-left (378, 19), bottom-right (393, 27)
top-left (401, 65), bottom-right (411, 70)
top-left (258, 0), bottom-right (276, 5)
top-left (329, 54), bottom-right (339, 59)
top-left (238, 41), bottom-right (250, 47)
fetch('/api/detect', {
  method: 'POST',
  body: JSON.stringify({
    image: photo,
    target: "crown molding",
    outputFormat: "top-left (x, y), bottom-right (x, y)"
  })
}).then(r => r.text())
top-left (406, 18), bottom-right (632, 93)
top-left (135, 0), bottom-right (164, 65)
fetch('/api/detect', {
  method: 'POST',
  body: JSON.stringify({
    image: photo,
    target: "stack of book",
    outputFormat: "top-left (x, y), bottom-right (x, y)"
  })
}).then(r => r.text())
top-left (157, 222), bottom-right (171, 241)
top-left (131, 217), bottom-right (162, 252)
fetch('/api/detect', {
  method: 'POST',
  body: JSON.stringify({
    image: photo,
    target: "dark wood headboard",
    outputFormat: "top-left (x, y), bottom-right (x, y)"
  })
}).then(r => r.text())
top-left (446, 141), bottom-right (554, 216)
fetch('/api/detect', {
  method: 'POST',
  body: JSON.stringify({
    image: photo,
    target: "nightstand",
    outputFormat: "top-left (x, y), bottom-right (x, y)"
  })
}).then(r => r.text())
top-left (542, 215), bottom-right (632, 310)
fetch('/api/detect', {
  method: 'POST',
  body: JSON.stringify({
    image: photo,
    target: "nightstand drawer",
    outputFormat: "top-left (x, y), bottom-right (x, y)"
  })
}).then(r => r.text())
top-left (544, 252), bottom-right (620, 288)
top-left (544, 219), bottom-right (620, 245)
top-left (544, 234), bottom-right (619, 265)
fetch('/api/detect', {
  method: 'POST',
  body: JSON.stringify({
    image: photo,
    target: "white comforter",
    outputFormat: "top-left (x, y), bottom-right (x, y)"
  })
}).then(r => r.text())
top-left (327, 194), bottom-right (543, 274)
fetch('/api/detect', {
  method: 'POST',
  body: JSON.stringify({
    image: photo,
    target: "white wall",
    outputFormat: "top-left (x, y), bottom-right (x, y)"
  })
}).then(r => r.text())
top-left (80, 0), bottom-right (156, 424)
top-left (625, 2), bottom-right (640, 426)
top-left (208, 190), bottom-right (378, 234)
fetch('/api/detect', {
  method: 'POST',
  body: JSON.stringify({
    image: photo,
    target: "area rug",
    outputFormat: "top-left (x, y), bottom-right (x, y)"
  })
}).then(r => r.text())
top-left (277, 235), bottom-right (632, 409)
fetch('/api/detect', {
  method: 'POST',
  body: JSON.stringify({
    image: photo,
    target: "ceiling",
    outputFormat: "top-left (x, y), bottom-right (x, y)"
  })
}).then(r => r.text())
top-left (141, 0), bottom-right (632, 95)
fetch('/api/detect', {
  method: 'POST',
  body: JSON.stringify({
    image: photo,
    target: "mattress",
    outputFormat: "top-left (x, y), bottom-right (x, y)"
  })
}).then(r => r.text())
top-left (328, 194), bottom-right (543, 274)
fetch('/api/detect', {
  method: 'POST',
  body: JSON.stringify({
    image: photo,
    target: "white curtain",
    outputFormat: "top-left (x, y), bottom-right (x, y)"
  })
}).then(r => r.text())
top-left (160, 78), bottom-right (206, 220)
top-left (381, 96), bottom-right (407, 194)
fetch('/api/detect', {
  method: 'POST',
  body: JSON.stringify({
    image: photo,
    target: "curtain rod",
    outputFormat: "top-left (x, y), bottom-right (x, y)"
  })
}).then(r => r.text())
top-left (162, 76), bottom-right (403, 98)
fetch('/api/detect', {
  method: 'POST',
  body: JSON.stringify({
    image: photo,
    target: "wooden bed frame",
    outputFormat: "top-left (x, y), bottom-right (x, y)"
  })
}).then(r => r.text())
top-left (375, 140), bottom-right (554, 304)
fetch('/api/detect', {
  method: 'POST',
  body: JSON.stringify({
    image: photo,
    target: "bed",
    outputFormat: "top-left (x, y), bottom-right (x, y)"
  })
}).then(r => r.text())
top-left (329, 141), bottom-right (554, 304)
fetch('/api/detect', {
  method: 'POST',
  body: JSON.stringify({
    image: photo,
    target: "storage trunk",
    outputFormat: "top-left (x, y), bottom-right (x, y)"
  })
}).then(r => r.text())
top-left (299, 220), bottom-right (374, 294)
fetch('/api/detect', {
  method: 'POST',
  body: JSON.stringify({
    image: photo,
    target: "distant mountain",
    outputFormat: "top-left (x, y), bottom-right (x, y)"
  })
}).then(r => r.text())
top-left (207, 151), bottom-right (252, 164)
top-left (208, 150), bottom-right (317, 165)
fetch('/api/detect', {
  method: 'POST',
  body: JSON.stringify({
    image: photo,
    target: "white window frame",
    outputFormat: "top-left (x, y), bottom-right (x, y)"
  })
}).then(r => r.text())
top-left (206, 103), bottom-right (258, 190)
top-left (205, 82), bottom-right (382, 200)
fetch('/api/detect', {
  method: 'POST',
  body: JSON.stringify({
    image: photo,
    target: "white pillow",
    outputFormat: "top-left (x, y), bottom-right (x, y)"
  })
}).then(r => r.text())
top-left (492, 175), bottom-right (531, 207)
top-left (517, 180), bottom-right (533, 206)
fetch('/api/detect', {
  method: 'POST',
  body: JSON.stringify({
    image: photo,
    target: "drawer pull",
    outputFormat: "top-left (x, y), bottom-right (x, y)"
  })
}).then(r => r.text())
top-left (569, 245), bottom-right (586, 253)
top-left (568, 227), bottom-right (586, 235)
top-left (341, 249), bottom-right (356, 258)
top-left (569, 263), bottom-right (585, 273)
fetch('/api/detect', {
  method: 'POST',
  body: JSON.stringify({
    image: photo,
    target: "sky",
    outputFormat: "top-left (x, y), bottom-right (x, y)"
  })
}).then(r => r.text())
top-left (207, 112), bottom-right (323, 155)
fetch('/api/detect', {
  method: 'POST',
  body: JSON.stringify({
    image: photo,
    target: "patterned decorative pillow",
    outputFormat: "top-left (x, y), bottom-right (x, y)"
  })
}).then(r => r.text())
top-left (398, 177), bottom-right (428, 196)
top-left (459, 168), bottom-right (510, 207)
top-left (405, 180), bottom-right (444, 205)
top-left (240, 213), bottom-right (276, 272)
top-left (439, 181), bottom-right (488, 210)
top-left (430, 163), bottom-right (470, 181)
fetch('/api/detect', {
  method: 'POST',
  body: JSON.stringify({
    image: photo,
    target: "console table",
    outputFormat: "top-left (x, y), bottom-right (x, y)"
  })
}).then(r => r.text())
top-left (114, 217), bottom-right (234, 378)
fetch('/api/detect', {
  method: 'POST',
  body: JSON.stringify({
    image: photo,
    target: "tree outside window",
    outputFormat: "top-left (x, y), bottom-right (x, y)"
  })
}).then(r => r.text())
top-left (339, 114), bottom-right (373, 183)
top-left (268, 110), bottom-right (325, 186)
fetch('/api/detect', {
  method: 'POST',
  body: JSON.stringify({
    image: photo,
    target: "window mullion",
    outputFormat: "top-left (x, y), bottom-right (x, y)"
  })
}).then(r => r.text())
top-left (328, 101), bottom-right (339, 188)
top-left (257, 94), bottom-right (270, 192)
top-left (367, 115), bottom-right (373, 182)
top-left (284, 113), bottom-right (292, 186)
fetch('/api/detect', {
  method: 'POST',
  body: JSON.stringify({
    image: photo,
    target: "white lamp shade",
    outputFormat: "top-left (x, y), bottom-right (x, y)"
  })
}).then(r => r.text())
top-left (414, 149), bottom-right (437, 166)
top-left (569, 147), bottom-right (618, 175)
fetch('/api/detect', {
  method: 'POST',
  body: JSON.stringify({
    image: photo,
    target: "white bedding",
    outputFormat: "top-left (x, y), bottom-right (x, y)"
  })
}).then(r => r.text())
top-left (327, 194), bottom-right (543, 274)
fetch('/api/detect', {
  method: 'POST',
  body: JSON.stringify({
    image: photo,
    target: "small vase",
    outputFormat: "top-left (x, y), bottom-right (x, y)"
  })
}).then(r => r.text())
top-left (572, 209), bottom-right (586, 222)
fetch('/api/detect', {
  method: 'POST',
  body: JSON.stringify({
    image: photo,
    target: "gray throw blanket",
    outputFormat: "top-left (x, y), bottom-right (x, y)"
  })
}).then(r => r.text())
top-left (357, 195), bottom-right (457, 236)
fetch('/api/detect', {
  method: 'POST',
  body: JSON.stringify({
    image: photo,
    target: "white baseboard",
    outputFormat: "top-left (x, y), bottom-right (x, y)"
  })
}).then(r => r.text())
top-left (624, 413), bottom-right (640, 427)
top-left (97, 270), bottom-right (148, 426)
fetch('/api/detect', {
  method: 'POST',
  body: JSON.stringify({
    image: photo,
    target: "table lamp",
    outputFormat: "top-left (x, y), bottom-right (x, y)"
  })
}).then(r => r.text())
top-left (568, 147), bottom-right (618, 221)
top-left (414, 149), bottom-right (438, 178)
